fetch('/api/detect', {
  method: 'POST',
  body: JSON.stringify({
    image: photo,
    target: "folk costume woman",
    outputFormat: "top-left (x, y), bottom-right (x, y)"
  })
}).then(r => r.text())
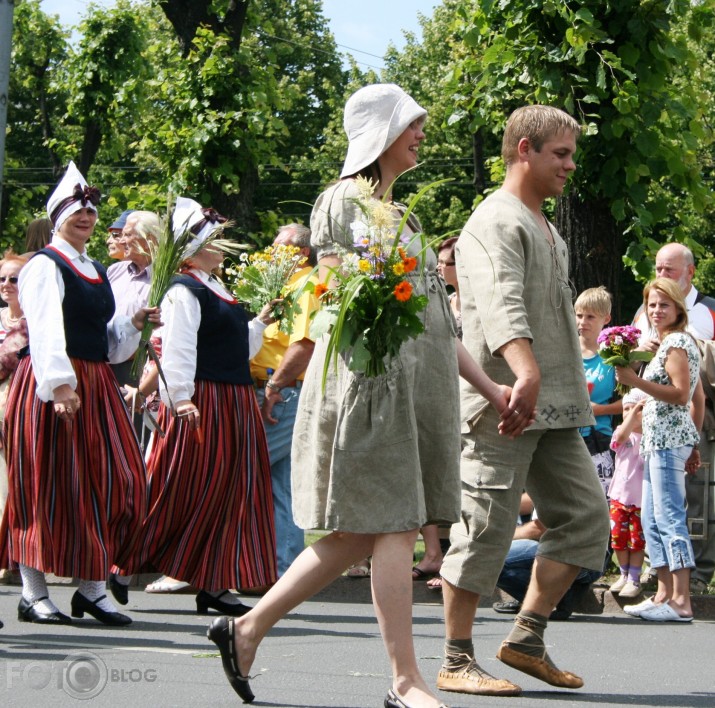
top-left (0, 161), bottom-right (158, 626)
top-left (135, 197), bottom-right (277, 616)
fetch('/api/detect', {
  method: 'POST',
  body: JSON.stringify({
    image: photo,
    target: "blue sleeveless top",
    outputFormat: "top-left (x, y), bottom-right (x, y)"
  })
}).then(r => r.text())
top-left (172, 273), bottom-right (252, 385)
top-left (35, 246), bottom-right (115, 362)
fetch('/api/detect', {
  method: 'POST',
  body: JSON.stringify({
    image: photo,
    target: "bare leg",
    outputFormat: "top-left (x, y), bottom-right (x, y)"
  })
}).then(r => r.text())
top-left (413, 525), bottom-right (443, 575)
top-left (653, 566), bottom-right (673, 604)
top-left (371, 529), bottom-right (443, 707)
top-left (521, 555), bottom-right (579, 615)
top-left (232, 531), bottom-right (375, 677)
top-left (668, 567), bottom-right (692, 616)
top-left (443, 579), bottom-right (480, 639)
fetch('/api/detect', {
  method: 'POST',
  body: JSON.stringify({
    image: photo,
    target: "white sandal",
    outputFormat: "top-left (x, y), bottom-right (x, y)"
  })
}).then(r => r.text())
top-left (145, 575), bottom-right (192, 593)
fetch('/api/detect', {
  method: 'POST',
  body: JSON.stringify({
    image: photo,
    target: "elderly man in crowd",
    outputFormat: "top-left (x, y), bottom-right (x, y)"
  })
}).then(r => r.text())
top-left (633, 242), bottom-right (715, 594)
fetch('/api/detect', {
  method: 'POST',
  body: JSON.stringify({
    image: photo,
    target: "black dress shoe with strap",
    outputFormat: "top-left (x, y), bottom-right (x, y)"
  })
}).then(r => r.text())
top-left (108, 573), bottom-right (129, 606)
top-left (196, 590), bottom-right (251, 616)
top-left (384, 688), bottom-right (448, 708)
top-left (18, 596), bottom-right (72, 625)
top-left (70, 591), bottom-right (132, 626)
top-left (207, 616), bottom-right (255, 703)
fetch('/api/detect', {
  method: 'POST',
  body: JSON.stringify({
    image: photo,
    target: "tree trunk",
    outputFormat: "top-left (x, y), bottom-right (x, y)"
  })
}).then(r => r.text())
top-left (210, 163), bottom-right (261, 235)
top-left (159, 0), bottom-right (249, 56)
top-left (555, 192), bottom-right (624, 322)
top-left (472, 130), bottom-right (486, 194)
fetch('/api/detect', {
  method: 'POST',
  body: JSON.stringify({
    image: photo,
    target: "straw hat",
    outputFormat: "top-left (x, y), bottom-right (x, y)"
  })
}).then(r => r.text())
top-left (46, 160), bottom-right (100, 232)
top-left (340, 84), bottom-right (427, 178)
top-left (172, 197), bottom-right (227, 257)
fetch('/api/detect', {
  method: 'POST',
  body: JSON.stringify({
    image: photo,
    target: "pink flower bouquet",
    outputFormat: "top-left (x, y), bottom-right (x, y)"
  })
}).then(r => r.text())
top-left (597, 325), bottom-right (653, 395)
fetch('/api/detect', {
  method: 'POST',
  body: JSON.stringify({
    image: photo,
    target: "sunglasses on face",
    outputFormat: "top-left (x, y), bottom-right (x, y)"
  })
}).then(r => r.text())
top-left (0, 276), bottom-right (19, 284)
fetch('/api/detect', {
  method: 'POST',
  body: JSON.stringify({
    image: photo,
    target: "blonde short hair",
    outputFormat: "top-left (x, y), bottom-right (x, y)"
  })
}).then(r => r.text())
top-left (574, 286), bottom-right (612, 318)
top-left (502, 105), bottom-right (581, 166)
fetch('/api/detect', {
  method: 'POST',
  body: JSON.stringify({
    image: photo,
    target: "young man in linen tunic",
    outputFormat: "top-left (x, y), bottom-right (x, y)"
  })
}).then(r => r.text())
top-left (437, 105), bottom-right (610, 697)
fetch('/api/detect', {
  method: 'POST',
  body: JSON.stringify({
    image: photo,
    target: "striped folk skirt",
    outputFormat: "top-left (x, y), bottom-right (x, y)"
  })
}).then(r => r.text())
top-left (136, 380), bottom-right (277, 591)
top-left (0, 357), bottom-right (147, 580)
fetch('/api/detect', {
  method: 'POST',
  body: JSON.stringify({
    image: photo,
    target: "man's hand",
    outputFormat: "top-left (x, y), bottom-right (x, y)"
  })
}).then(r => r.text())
top-left (497, 338), bottom-right (540, 439)
top-left (260, 385), bottom-right (284, 425)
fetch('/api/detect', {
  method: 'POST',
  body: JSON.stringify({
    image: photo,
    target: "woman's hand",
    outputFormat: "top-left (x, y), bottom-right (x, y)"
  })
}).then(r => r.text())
top-left (174, 399), bottom-right (200, 430)
top-left (685, 447), bottom-right (701, 475)
top-left (498, 383), bottom-right (537, 439)
top-left (615, 364), bottom-right (639, 389)
top-left (131, 305), bottom-right (162, 332)
top-left (122, 385), bottom-right (145, 414)
top-left (53, 383), bottom-right (80, 423)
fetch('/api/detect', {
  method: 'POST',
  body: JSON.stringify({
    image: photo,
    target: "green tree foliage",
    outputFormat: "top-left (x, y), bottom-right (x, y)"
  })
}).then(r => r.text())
top-left (2, 0), bottom-right (68, 249)
top-left (2, 0), bottom-right (345, 254)
top-left (444, 0), bottom-right (713, 317)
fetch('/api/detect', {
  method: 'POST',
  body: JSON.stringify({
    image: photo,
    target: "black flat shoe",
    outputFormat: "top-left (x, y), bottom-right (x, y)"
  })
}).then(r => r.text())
top-left (207, 616), bottom-right (255, 703)
top-left (384, 688), bottom-right (448, 708)
top-left (108, 573), bottom-right (129, 606)
top-left (196, 590), bottom-right (251, 616)
top-left (71, 591), bottom-right (132, 626)
top-left (18, 596), bottom-right (72, 625)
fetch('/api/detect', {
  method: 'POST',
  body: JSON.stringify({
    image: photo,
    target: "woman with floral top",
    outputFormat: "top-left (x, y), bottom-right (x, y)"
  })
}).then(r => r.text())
top-left (615, 277), bottom-right (702, 622)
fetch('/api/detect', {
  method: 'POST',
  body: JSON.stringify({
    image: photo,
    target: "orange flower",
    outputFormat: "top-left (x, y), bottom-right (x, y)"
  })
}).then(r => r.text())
top-left (402, 256), bottom-right (418, 273)
top-left (394, 281), bottom-right (413, 302)
top-left (314, 282), bottom-right (328, 298)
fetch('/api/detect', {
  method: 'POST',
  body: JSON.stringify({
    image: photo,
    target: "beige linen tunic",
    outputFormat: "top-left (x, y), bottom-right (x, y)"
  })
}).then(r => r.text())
top-left (291, 180), bottom-right (461, 533)
top-left (456, 189), bottom-right (594, 431)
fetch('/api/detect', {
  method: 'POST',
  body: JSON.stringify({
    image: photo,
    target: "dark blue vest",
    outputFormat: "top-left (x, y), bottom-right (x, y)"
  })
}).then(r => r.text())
top-left (36, 247), bottom-right (115, 362)
top-left (172, 274), bottom-right (252, 385)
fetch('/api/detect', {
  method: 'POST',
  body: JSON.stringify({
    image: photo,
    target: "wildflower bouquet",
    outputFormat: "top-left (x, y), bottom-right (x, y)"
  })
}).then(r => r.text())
top-left (597, 325), bottom-right (653, 395)
top-left (310, 176), bottom-right (435, 381)
top-left (225, 244), bottom-right (307, 334)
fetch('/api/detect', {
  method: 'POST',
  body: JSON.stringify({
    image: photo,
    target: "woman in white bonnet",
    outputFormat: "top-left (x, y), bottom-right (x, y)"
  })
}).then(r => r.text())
top-left (0, 161), bottom-right (159, 627)
top-left (208, 84), bottom-right (517, 708)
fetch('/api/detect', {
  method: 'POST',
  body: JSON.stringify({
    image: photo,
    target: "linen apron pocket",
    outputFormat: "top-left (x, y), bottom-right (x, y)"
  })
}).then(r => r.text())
top-left (334, 360), bottom-right (413, 452)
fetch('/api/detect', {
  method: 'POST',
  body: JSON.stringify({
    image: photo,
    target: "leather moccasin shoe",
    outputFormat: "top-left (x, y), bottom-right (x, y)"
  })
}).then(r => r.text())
top-left (497, 643), bottom-right (584, 689)
top-left (437, 659), bottom-right (521, 696)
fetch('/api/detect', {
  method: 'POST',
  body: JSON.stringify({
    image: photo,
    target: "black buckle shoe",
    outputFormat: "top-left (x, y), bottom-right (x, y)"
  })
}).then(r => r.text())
top-left (71, 591), bottom-right (132, 626)
top-left (18, 596), bottom-right (72, 624)
top-left (196, 590), bottom-right (251, 616)
top-left (108, 574), bottom-right (129, 606)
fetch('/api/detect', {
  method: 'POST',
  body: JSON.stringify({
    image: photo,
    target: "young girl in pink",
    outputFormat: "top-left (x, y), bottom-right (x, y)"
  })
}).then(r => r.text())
top-left (608, 388), bottom-right (647, 599)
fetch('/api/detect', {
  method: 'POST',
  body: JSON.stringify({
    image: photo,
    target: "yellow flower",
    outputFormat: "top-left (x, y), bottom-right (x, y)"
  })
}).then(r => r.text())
top-left (358, 259), bottom-right (371, 272)
top-left (355, 175), bottom-right (378, 202)
top-left (392, 262), bottom-right (405, 276)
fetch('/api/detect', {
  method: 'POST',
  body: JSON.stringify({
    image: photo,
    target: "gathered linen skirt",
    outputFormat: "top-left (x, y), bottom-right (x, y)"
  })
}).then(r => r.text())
top-left (291, 273), bottom-right (462, 534)
top-left (0, 357), bottom-right (147, 580)
top-left (134, 380), bottom-right (277, 591)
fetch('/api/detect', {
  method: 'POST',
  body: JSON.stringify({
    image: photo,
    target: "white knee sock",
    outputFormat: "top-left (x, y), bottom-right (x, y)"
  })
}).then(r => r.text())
top-left (78, 579), bottom-right (119, 613)
top-left (20, 564), bottom-right (59, 614)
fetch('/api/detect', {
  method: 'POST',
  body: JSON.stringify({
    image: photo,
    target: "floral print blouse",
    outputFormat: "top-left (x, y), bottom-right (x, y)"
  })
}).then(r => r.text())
top-left (641, 332), bottom-right (700, 456)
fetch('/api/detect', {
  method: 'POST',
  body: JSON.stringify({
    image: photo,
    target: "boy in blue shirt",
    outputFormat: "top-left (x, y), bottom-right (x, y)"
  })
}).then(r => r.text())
top-left (575, 287), bottom-right (622, 496)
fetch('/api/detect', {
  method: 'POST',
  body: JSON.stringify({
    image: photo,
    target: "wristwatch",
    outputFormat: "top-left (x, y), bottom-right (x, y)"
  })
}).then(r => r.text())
top-left (265, 378), bottom-right (282, 393)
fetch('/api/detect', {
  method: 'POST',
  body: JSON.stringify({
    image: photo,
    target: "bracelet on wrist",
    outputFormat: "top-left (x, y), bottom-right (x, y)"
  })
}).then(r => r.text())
top-left (265, 378), bottom-right (282, 393)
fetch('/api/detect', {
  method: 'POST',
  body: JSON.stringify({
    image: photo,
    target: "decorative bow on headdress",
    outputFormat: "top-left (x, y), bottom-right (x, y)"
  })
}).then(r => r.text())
top-left (72, 184), bottom-right (102, 207)
top-left (191, 207), bottom-right (228, 235)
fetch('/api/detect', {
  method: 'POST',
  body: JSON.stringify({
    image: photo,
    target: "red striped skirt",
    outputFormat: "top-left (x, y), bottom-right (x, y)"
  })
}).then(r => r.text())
top-left (136, 380), bottom-right (276, 591)
top-left (0, 357), bottom-right (147, 580)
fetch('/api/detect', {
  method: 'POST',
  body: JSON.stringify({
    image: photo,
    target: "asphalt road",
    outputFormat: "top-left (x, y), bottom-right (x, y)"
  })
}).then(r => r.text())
top-left (1, 580), bottom-right (714, 707)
